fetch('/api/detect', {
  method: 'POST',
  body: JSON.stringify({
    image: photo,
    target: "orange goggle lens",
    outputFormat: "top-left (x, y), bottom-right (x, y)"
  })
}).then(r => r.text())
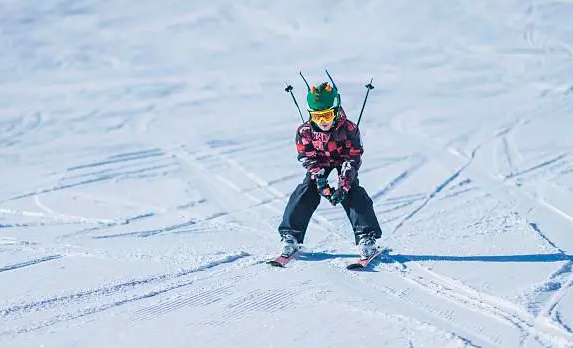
top-left (310, 108), bottom-right (336, 123)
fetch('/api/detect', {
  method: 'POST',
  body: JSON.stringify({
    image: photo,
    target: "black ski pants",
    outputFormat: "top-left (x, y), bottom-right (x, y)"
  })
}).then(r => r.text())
top-left (278, 167), bottom-right (382, 245)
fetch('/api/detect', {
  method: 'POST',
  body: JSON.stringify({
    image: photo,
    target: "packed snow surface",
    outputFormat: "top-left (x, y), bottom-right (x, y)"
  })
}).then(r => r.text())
top-left (1, 1), bottom-right (573, 347)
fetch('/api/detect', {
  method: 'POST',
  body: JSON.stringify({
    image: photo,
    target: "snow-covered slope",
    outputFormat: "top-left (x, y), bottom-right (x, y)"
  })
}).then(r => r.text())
top-left (1, 1), bottom-right (573, 347)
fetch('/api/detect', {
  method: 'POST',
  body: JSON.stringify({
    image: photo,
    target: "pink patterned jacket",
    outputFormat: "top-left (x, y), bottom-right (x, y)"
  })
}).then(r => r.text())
top-left (295, 107), bottom-right (363, 191)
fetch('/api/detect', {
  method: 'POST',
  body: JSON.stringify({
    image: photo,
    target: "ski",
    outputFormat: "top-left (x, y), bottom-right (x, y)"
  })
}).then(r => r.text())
top-left (266, 251), bottom-right (300, 268)
top-left (346, 247), bottom-right (388, 270)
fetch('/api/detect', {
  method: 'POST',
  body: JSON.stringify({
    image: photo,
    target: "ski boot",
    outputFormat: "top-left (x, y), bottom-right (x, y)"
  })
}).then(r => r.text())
top-left (280, 232), bottom-right (300, 258)
top-left (358, 233), bottom-right (377, 260)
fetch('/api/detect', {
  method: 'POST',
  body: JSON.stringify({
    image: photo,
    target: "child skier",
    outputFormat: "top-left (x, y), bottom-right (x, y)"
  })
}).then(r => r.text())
top-left (278, 81), bottom-right (382, 260)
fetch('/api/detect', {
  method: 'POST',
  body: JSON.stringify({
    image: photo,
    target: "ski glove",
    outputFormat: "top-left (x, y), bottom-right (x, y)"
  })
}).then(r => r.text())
top-left (329, 187), bottom-right (348, 205)
top-left (314, 169), bottom-right (333, 198)
top-left (337, 160), bottom-right (357, 192)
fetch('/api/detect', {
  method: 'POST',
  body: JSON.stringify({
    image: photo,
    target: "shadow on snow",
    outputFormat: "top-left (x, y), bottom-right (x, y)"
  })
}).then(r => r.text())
top-left (298, 252), bottom-right (573, 263)
top-left (391, 253), bottom-right (573, 263)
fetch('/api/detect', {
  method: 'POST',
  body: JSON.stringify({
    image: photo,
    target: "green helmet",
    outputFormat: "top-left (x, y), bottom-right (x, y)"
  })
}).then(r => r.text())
top-left (306, 82), bottom-right (339, 111)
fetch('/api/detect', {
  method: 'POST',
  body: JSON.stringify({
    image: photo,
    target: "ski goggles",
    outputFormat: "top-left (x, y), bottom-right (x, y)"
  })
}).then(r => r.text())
top-left (309, 108), bottom-right (337, 123)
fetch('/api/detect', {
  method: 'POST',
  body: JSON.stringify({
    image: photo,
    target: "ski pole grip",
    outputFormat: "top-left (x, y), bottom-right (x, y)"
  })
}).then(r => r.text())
top-left (357, 78), bottom-right (374, 127)
top-left (284, 82), bottom-right (305, 122)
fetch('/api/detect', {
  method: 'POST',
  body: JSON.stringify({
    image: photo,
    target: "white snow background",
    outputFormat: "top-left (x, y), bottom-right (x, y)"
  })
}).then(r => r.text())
top-left (1, 0), bottom-right (573, 347)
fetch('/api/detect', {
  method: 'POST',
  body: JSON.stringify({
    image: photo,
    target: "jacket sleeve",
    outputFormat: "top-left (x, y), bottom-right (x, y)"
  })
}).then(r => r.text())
top-left (295, 124), bottom-right (322, 176)
top-left (338, 122), bottom-right (363, 191)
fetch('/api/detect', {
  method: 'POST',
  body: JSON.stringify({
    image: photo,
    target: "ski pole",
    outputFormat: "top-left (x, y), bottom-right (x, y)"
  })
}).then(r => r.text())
top-left (324, 69), bottom-right (342, 107)
top-left (324, 69), bottom-right (338, 90)
top-left (299, 71), bottom-right (311, 90)
top-left (356, 78), bottom-right (374, 127)
top-left (284, 83), bottom-right (305, 123)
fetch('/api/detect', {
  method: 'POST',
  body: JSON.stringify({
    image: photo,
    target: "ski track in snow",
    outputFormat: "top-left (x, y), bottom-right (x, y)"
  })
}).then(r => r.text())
top-left (504, 153), bottom-right (569, 181)
top-left (493, 117), bottom-right (526, 180)
top-left (0, 140), bottom-right (279, 338)
top-left (0, 113), bottom-right (43, 148)
top-left (314, 215), bottom-right (572, 347)
top-left (391, 257), bottom-right (571, 347)
top-left (395, 181), bottom-right (562, 344)
top-left (0, 252), bottom-right (254, 337)
top-left (125, 252), bottom-right (485, 348)
top-left (202, 287), bottom-right (298, 327)
top-left (370, 156), bottom-right (426, 203)
top-left (392, 147), bottom-right (478, 233)
top-left (381, 99), bottom-right (573, 345)
top-left (5, 148), bottom-right (180, 202)
top-left (129, 285), bottom-right (237, 323)
top-left (0, 255), bottom-right (63, 273)
top-left (299, 253), bottom-right (498, 347)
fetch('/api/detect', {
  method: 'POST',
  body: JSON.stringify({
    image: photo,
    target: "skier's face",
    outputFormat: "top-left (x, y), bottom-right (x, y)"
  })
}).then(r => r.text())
top-left (315, 119), bottom-right (334, 131)
top-left (310, 108), bottom-right (336, 131)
